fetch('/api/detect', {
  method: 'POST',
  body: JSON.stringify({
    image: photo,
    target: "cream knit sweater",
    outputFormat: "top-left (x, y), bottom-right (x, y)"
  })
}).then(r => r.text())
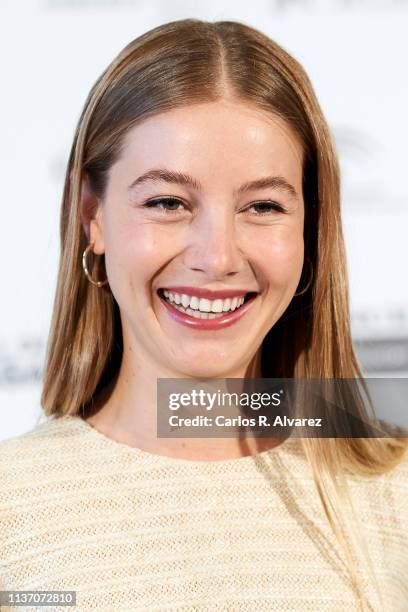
top-left (0, 415), bottom-right (407, 611)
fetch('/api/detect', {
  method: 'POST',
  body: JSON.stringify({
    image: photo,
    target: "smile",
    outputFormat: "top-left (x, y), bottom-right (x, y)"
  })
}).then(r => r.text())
top-left (157, 288), bottom-right (259, 330)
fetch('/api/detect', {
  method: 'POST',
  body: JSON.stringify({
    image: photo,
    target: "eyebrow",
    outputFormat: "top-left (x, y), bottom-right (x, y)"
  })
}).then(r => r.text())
top-left (128, 168), bottom-right (299, 199)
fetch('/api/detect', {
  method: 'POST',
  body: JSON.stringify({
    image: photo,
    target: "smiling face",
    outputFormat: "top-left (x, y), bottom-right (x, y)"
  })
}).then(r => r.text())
top-left (86, 99), bottom-right (305, 378)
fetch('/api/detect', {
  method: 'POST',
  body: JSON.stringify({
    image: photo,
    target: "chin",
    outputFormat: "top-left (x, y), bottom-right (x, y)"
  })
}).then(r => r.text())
top-left (175, 363), bottom-right (233, 379)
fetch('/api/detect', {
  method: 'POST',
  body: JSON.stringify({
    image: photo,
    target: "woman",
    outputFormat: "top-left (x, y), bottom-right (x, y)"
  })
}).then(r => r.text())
top-left (1, 18), bottom-right (407, 612)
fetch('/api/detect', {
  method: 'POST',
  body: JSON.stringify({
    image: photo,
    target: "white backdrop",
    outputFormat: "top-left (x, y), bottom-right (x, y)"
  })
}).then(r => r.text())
top-left (1, 0), bottom-right (407, 440)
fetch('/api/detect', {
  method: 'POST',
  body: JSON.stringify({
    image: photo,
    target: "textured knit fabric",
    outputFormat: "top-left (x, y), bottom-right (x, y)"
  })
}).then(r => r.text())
top-left (0, 415), bottom-right (407, 612)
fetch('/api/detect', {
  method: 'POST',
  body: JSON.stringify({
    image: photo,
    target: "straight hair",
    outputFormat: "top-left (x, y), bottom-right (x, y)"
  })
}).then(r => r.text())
top-left (40, 19), bottom-right (408, 610)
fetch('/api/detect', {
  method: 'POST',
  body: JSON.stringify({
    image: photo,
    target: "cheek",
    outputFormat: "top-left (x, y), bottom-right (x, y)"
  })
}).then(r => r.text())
top-left (246, 226), bottom-right (304, 287)
top-left (102, 216), bottom-right (173, 296)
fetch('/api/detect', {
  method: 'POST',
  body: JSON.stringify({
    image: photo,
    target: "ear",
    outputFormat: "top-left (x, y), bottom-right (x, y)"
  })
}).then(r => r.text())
top-left (77, 171), bottom-right (105, 255)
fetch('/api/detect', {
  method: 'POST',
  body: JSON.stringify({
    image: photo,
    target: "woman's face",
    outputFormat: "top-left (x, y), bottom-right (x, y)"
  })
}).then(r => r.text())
top-left (88, 99), bottom-right (305, 378)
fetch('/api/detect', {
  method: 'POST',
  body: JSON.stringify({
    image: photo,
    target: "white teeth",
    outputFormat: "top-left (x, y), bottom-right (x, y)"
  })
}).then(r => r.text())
top-left (211, 298), bottom-right (224, 313)
top-left (161, 290), bottom-right (249, 314)
top-left (222, 298), bottom-right (231, 311)
top-left (181, 294), bottom-right (190, 308)
top-left (183, 306), bottom-right (220, 319)
top-left (198, 298), bottom-right (211, 312)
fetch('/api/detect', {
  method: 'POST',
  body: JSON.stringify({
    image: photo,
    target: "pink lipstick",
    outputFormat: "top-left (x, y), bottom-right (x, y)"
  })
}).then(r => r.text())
top-left (157, 289), bottom-right (258, 330)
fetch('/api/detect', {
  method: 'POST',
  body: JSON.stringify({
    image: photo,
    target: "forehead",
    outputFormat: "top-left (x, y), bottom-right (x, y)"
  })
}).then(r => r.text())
top-left (118, 99), bottom-right (304, 187)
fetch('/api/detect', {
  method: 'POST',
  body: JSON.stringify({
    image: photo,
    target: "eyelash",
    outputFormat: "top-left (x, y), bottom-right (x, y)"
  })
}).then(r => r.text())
top-left (142, 197), bottom-right (287, 216)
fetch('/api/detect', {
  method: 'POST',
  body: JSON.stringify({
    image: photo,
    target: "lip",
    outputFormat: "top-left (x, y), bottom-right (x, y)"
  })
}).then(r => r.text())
top-left (158, 290), bottom-right (259, 330)
top-left (159, 286), bottom-right (252, 300)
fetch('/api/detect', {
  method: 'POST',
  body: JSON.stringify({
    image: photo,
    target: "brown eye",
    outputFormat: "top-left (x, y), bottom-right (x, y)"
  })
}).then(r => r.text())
top-left (247, 201), bottom-right (286, 215)
top-left (142, 197), bottom-right (186, 213)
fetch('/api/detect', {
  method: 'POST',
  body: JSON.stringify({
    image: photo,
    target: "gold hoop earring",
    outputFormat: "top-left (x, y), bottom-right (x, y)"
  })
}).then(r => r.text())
top-left (82, 242), bottom-right (109, 288)
top-left (294, 257), bottom-right (313, 297)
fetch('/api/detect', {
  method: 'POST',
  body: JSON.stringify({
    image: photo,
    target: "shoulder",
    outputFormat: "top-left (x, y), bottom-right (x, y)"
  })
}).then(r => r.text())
top-left (346, 446), bottom-right (408, 533)
top-left (372, 446), bottom-right (408, 495)
top-left (0, 415), bottom-right (79, 455)
top-left (348, 445), bottom-right (408, 492)
top-left (379, 446), bottom-right (408, 509)
top-left (0, 416), bottom-right (87, 488)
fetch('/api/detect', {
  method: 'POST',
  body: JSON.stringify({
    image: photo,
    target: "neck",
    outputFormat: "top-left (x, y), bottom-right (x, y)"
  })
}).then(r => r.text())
top-left (85, 344), bottom-right (283, 461)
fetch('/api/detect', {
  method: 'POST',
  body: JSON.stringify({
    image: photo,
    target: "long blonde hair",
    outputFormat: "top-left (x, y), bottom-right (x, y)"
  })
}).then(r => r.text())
top-left (40, 18), bottom-right (407, 609)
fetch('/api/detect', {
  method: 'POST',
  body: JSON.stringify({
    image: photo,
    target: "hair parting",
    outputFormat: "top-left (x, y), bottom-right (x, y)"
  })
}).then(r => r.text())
top-left (40, 19), bottom-right (408, 610)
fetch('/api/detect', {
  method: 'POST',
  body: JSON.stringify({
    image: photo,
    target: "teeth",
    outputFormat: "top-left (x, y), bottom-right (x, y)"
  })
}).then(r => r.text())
top-left (211, 299), bottom-right (224, 313)
top-left (198, 298), bottom-right (211, 312)
top-left (171, 304), bottom-right (225, 319)
top-left (181, 294), bottom-right (190, 308)
top-left (161, 290), bottom-right (248, 314)
top-left (190, 296), bottom-right (199, 310)
top-left (222, 298), bottom-right (231, 312)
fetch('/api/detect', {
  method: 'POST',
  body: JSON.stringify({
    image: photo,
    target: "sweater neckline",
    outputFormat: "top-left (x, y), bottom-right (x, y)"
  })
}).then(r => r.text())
top-left (62, 414), bottom-right (296, 467)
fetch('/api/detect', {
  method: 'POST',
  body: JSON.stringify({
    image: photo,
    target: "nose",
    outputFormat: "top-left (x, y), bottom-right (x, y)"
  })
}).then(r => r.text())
top-left (183, 206), bottom-right (244, 280)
